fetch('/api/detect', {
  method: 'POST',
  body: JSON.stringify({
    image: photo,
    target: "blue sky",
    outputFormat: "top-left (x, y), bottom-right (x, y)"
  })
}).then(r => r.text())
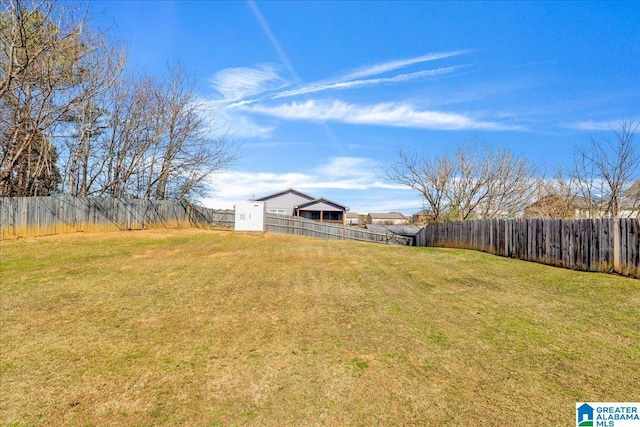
top-left (93, 1), bottom-right (640, 214)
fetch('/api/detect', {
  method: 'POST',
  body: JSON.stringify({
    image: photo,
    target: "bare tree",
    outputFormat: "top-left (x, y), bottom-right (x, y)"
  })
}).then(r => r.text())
top-left (96, 74), bottom-right (164, 198)
top-left (151, 63), bottom-right (237, 201)
top-left (571, 120), bottom-right (639, 218)
top-left (87, 66), bottom-right (238, 201)
top-left (0, 0), bottom-right (125, 196)
top-left (524, 169), bottom-right (578, 219)
top-left (1, 0), bottom-right (81, 195)
top-left (442, 143), bottom-right (540, 220)
top-left (1, 1), bottom-right (238, 200)
top-left (385, 141), bottom-right (540, 222)
top-left (60, 32), bottom-right (125, 197)
top-left (384, 149), bottom-right (452, 223)
top-left (475, 145), bottom-right (540, 219)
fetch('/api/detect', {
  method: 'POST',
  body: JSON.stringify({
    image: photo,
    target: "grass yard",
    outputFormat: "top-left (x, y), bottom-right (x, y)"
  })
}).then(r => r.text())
top-left (1, 229), bottom-right (638, 426)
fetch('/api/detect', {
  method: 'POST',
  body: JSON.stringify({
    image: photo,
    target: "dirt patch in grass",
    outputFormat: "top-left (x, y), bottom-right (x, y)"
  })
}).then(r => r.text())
top-left (1, 229), bottom-right (638, 426)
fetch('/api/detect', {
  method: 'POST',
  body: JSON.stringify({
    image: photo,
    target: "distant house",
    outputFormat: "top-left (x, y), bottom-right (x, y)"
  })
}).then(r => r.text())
top-left (625, 179), bottom-right (640, 200)
top-left (573, 196), bottom-right (607, 219)
top-left (252, 188), bottom-right (349, 225)
top-left (346, 212), bottom-right (361, 226)
top-left (524, 192), bottom-right (639, 219)
top-left (412, 209), bottom-right (432, 224)
top-left (523, 194), bottom-right (580, 219)
top-left (621, 179), bottom-right (640, 218)
top-left (524, 194), bottom-right (608, 219)
top-left (366, 212), bottom-right (409, 225)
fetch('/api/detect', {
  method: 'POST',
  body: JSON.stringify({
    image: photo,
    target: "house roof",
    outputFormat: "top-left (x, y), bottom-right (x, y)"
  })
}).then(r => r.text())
top-left (625, 179), bottom-right (640, 198)
top-left (368, 212), bottom-right (408, 220)
top-left (252, 188), bottom-right (349, 212)
top-left (252, 188), bottom-right (315, 202)
top-left (526, 192), bottom-right (639, 215)
top-left (296, 197), bottom-right (349, 211)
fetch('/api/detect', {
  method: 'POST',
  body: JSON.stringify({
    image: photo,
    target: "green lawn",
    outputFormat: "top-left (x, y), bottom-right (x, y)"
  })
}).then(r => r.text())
top-left (1, 229), bottom-right (638, 426)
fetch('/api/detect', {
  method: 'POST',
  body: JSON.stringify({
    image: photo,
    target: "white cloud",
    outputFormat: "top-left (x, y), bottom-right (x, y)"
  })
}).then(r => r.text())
top-left (341, 50), bottom-right (470, 80)
top-left (347, 193), bottom-right (425, 214)
top-left (197, 98), bottom-right (276, 138)
top-left (271, 65), bottom-right (467, 99)
top-left (202, 52), bottom-right (479, 136)
top-left (206, 171), bottom-right (310, 201)
top-left (224, 113), bottom-right (276, 138)
top-left (315, 157), bottom-right (376, 178)
top-left (209, 65), bottom-right (288, 101)
top-left (243, 99), bottom-right (521, 131)
top-left (201, 50), bottom-right (525, 138)
top-left (563, 119), bottom-right (638, 131)
top-left (201, 157), bottom-right (409, 210)
top-left (207, 52), bottom-right (469, 105)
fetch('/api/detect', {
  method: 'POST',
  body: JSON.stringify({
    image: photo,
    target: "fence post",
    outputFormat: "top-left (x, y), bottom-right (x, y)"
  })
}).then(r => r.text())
top-left (504, 220), bottom-right (508, 257)
top-left (613, 217), bottom-right (621, 274)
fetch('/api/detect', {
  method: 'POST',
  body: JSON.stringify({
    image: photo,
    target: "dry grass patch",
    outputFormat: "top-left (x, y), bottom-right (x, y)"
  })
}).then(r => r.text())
top-left (1, 229), bottom-right (638, 426)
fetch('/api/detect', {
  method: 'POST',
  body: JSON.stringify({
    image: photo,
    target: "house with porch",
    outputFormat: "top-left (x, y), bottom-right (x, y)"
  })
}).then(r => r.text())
top-left (252, 188), bottom-right (349, 225)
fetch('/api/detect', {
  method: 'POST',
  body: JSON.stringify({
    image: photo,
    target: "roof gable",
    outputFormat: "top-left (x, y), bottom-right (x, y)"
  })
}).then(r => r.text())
top-left (253, 188), bottom-right (315, 202)
top-left (296, 198), bottom-right (349, 212)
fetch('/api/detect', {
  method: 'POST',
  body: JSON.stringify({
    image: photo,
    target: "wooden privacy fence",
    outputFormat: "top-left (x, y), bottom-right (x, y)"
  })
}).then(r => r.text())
top-left (0, 197), bottom-right (411, 246)
top-left (265, 213), bottom-right (413, 245)
top-left (0, 196), bottom-right (234, 239)
top-left (416, 218), bottom-right (639, 278)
